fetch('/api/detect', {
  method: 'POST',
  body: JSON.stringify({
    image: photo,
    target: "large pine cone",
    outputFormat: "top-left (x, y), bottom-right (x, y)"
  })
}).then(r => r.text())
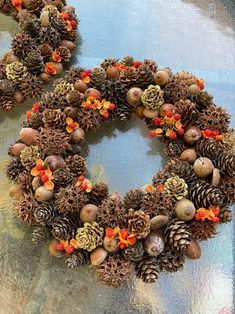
top-left (96, 255), bottom-right (134, 288)
top-left (76, 222), bottom-right (104, 251)
top-left (164, 219), bottom-right (191, 251)
top-left (136, 257), bottom-right (159, 283)
top-left (126, 209), bottom-right (150, 239)
top-left (100, 80), bottom-right (128, 105)
top-left (90, 67), bottom-right (106, 88)
top-left (32, 227), bottom-right (50, 245)
top-left (20, 145), bottom-right (40, 170)
top-left (51, 214), bottom-right (81, 240)
top-left (5, 157), bottom-right (24, 181)
top-left (34, 202), bottom-right (59, 226)
top-left (173, 99), bottom-right (198, 125)
top-left (41, 92), bottom-right (69, 110)
top-left (12, 33), bottom-right (37, 59)
top-left (123, 188), bottom-right (144, 210)
top-left (190, 91), bottom-right (214, 112)
top-left (141, 85), bottom-right (164, 110)
top-left (42, 109), bottom-right (66, 130)
top-left (24, 50), bottom-right (44, 75)
top-left (39, 27), bottom-right (61, 49)
top-left (164, 176), bottom-right (188, 201)
top-left (14, 192), bottom-right (38, 225)
top-left (77, 107), bottom-right (101, 132)
top-left (66, 90), bottom-right (84, 108)
top-left (6, 61), bottom-right (28, 81)
top-left (166, 140), bottom-right (186, 158)
top-left (187, 219), bottom-right (216, 241)
top-left (152, 169), bottom-right (171, 186)
top-left (50, 17), bottom-right (68, 39)
top-left (19, 16), bottom-right (40, 39)
top-left (88, 183), bottom-right (109, 206)
top-left (19, 74), bottom-right (43, 99)
top-left (124, 241), bottom-right (145, 262)
top-left (65, 250), bottom-right (90, 268)
top-left (157, 247), bottom-right (185, 272)
top-left (65, 155), bottom-right (87, 176)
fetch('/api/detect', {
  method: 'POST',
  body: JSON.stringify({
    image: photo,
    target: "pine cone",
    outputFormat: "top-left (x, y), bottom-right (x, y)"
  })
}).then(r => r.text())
top-left (143, 59), bottom-right (158, 73)
top-left (166, 140), bottom-right (186, 157)
top-left (141, 85), bottom-right (164, 110)
top-left (173, 71), bottom-right (198, 86)
top-left (20, 145), bottom-right (40, 170)
top-left (173, 99), bottom-right (198, 125)
top-left (96, 255), bottom-right (134, 288)
top-left (191, 91), bottom-right (214, 112)
top-left (100, 58), bottom-right (119, 70)
top-left (135, 64), bottom-right (155, 89)
top-left (36, 128), bottom-right (70, 155)
top-left (123, 188), bottom-right (144, 210)
top-left (169, 160), bottom-right (197, 186)
top-left (66, 90), bottom-right (84, 107)
top-left (0, 59), bottom-right (7, 79)
top-left (32, 227), bottom-right (50, 245)
top-left (0, 79), bottom-right (16, 96)
top-left (34, 201), bottom-right (59, 226)
top-left (27, 113), bottom-right (43, 129)
top-left (38, 43), bottom-right (53, 62)
top-left (116, 104), bottom-right (134, 122)
top-left (77, 107), bottom-right (101, 132)
top-left (219, 207), bottom-right (232, 223)
top-left (65, 155), bottom-right (87, 176)
top-left (16, 171), bottom-right (33, 193)
top-left (19, 16), bottom-right (40, 39)
top-left (124, 241), bottom-right (145, 262)
top-left (0, 96), bottom-right (15, 111)
top-left (41, 92), bottom-right (69, 109)
top-left (140, 190), bottom-right (174, 218)
top-left (121, 56), bottom-right (134, 66)
top-left (14, 192), bottom-right (38, 225)
top-left (5, 157), bottom-right (24, 181)
top-left (163, 79), bottom-right (189, 104)
top-left (55, 185), bottom-right (89, 214)
top-left (45, 0), bottom-right (64, 11)
top-left (164, 219), bottom-right (191, 251)
top-left (76, 222), bottom-right (104, 251)
top-left (100, 80), bottom-right (128, 106)
top-left (54, 82), bottom-right (74, 96)
top-left (157, 247), bottom-right (185, 272)
top-left (219, 176), bottom-right (235, 205)
top-left (88, 183), bottom-right (109, 206)
top-left (12, 33), bottom-right (37, 58)
top-left (65, 250), bottom-right (90, 268)
top-left (152, 170), bottom-right (171, 186)
top-left (222, 131), bottom-right (235, 152)
top-left (53, 167), bottom-right (73, 188)
top-left (51, 214), bottom-right (81, 240)
top-left (19, 74), bottom-right (43, 99)
top-left (42, 108), bottom-right (66, 130)
top-left (63, 144), bottom-right (82, 158)
top-left (119, 67), bottom-right (137, 87)
top-left (187, 219), bottom-right (216, 241)
top-left (136, 257), bottom-right (159, 283)
top-left (23, 50), bottom-right (44, 75)
top-left (164, 176), bottom-right (188, 201)
top-left (65, 67), bottom-right (85, 83)
top-left (90, 67), bottom-right (106, 88)
top-left (6, 61), bottom-right (28, 81)
top-left (126, 209), bottom-right (150, 239)
top-left (55, 46), bottom-right (71, 63)
top-left (39, 27), bottom-right (61, 49)
top-left (50, 16), bottom-right (68, 38)
top-left (23, 0), bottom-right (45, 14)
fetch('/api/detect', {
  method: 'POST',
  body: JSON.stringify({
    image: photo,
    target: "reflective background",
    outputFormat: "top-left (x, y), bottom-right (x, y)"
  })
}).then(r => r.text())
top-left (0, 0), bottom-right (234, 313)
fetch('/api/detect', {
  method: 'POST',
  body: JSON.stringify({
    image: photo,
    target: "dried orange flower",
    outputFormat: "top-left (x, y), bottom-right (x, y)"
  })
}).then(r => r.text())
top-left (66, 117), bottom-right (79, 133)
top-left (31, 160), bottom-right (54, 190)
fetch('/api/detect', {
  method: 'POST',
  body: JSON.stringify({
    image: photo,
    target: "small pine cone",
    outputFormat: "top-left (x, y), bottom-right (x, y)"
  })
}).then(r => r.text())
top-left (76, 222), bottom-right (104, 251)
top-left (51, 214), bottom-right (81, 240)
top-left (190, 91), bottom-right (214, 112)
top-left (23, 0), bottom-right (45, 14)
top-left (0, 96), bottom-right (15, 111)
top-left (97, 195), bottom-right (126, 228)
top-left (96, 255), bottom-right (134, 288)
top-left (140, 190), bottom-right (174, 218)
top-left (65, 67), bottom-right (85, 84)
top-left (123, 188), bottom-right (144, 210)
top-left (100, 80), bottom-right (128, 106)
top-left (41, 3), bottom-right (59, 16)
top-left (124, 241), bottom-right (145, 262)
top-left (135, 64), bottom-right (155, 89)
top-left (36, 128), bottom-right (70, 155)
top-left (88, 183), bottom-right (109, 206)
top-left (34, 202), bottom-right (59, 226)
top-left (0, 59), bottom-right (7, 79)
top-left (14, 192), bottom-right (38, 225)
top-left (136, 257), bottom-right (159, 283)
top-left (5, 157), bottom-right (24, 181)
top-left (77, 107), bottom-right (101, 132)
top-left (90, 67), bottom-right (106, 88)
top-left (27, 113), bottom-right (43, 129)
top-left (55, 46), bottom-right (71, 63)
top-left (100, 58), bottom-right (119, 70)
top-left (54, 82), bottom-right (74, 96)
top-left (39, 27), bottom-right (61, 49)
top-left (41, 92), bottom-right (69, 110)
top-left (141, 85), bottom-right (164, 110)
top-left (164, 219), bottom-right (191, 252)
top-left (66, 90), bottom-right (84, 107)
top-left (173, 99), bottom-right (198, 125)
top-left (187, 219), bottom-right (216, 241)
top-left (32, 227), bottom-right (50, 245)
top-left (42, 109), bottom-right (66, 130)
top-left (143, 59), bottom-right (158, 73)
top-left (121, 56), bottom-right (134, 66)
top-left (222, 131), bottom-right (235, 152)
top-left (126, 209), bottom-right (150, 239)
top-left (152, 170), bottom-right (171, 186)
top-left (169, 160), bottom-right (197, 186)
top-left (0, 79), bottom-right (16, 96)
top-left (219, 207), bottom-right (232, 223)
top-left (116, 104), bottom-right (134, 122)
top-left (19, 16), bottom-right (40, 39)
top-left (65, 155), bottom-right (87, 177)
top-left (166, 140), bottom-right (186, 158)
top-left (163, 79), bottom-right (189, 104)
top-left (6, 61), bottom-right (28, 81)
top-left (65, 30), bottom-right (79, 43)
top-left (53, 167), bottom-right (73, 188)
top-left (12, 33), bottom-right (37, 59)
top-left (19, 74), bottom-right (43, 99)
top-left (20, 145), bottom-right (40, 170)
top-left (16, 171), bottom-right (33, 193)
top-left (45, 0), bottom-right (64, 10)
top-left (65, 250), bottom-right (90, 268)
top-left (219, 177), bottom-right (235, 205)
top-left (55, 185), bottom-right (89, 214)
top-left (164, 176), bottom-right (188, 201)
top-left (38, 43), bottom-right (53, 62)
top-left (173, 71), bottom-right (198, 86)
top-left (119, 67), bottom-right (137, 87)
top-left (50, 16), bottom-right (68, 38)
top-left (63, 144), bottom-right (82, 158)
top-left (157, 247), bottom-right (185, 273)
top-left (23, 50), bottom-right (44, 75)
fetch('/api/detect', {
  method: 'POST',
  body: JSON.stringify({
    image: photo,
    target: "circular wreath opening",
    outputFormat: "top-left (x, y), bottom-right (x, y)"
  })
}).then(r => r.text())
top-left (6, 56), bottom-right (235, 288)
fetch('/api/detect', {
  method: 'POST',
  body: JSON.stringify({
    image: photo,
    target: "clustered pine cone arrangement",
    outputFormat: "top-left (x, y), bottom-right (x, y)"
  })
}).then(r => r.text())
top-left (5, 56), bottom-right (234, 288)
top-left (0, 1), bottom-right (79, 111)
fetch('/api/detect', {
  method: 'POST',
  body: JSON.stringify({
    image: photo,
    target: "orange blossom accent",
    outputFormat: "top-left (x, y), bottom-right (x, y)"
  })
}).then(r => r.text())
top-left (66, 117), bottom-right (79, 133)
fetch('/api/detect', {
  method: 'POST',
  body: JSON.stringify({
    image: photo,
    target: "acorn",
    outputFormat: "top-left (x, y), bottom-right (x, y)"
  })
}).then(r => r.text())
top-left (135, 105), bottom-right (145, 119)
top-left (90, 247), bottom-right (108, 266)
top-left (35, 186), bottom-right (54, 202)
top-left (71, 128), bottom-right (85, 143)
top-left (64, 107), bottom-right (77, 119)
top-left (103, 236), bottom-right (119, 253)
top-left (14, 91), bottom-right (25, 103)
top-left (40, 72), bottom-right (52, 84)
top-left (5, 52), bottom-right (19, 64)
top-left (80, 204), bottom-right (98, 223)
top-left (183, 126), bottom-right (202, 145)
top-left (175, 199), bottom-right (196, 221)
top-left (61, 40), bottom-right (76, 51)
top-left (53, 62), bottom-right (63, 75)
top-left (211, 168), bottom-right (220, 186)
top-left (126, 87), bottom-right (143, 107)
top-left (144, 231), bottom-right (164, 256)
top-left (193, 157), bottom-right (214, 178)
top-left (180, 149), bottom-right (197, 164)
top-left (84, 88), bottom-right (101, 100)
top-left (189, 84), bottom-right (200, 95)
top-left (32, 176), bottom-right (42, 191)
top-left (185, 238), bottom-right (201, 259)
top-left (74, 80), bottom-right (88, 93)
top-left (143, 108), bottom-right (158, 119)
top-left (40, 11), bottom-right (49, 27)
top-left (9, 184), bottom-right (23, 198)
top-left (10, 143), bottom-right (28, 157)
top-left (19, 128), bottom-right (39, 146)
top-left (44, 155), bottom-right (65, 172)
top-left (159, 103), bottom-right (174, 116)
top-left (150, 215), bottom-right (169, 230)
top-left (106, 66), bottom-right (119, 80)
top-left (154, 70), bottom-right (169, 86)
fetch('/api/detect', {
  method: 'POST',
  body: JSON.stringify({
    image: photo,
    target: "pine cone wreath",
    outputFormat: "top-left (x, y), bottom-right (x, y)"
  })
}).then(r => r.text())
top-left (123, 188), bottom-right (144, 210)
top-left (157, 247), bottom-right (185, 273)
top-left (126, 209), bottom-right (150, 239)
top-left (135, 64), bottom-right (155, 89)
top-left (12, 33), bottom-right (37, 59)
top-left (65, 155), bottom-right (87, 176)
top-left (77, 107), bottom-right (101, 132)
top-left (124, 241), bottom-right (145, 262)
top-left (219, 207), bottom-right (232, 223)
top-left (173, 99), bottom-right (198, 125)
top-left (96, 255), bottom-right (134, 288)
top-left (42, 109), bottom-right (66, 130)
top-left (141, 85), bottom-right (164, 110)
top-left (90, 67), bottom-right (106, 88)
top-left (65, 250), bottom-right (90, 268)
top-left (6, 61), bottom-right (28, 81)
top-left (32, 226), bottom-right (50, 245)
top-left (163, 78), bottom-right (189, 104)
top-left (76, 222), bottom-right (104, 251)
top-left (23, 50), bottom-right (44, 75)
top-left (20, 145), bottom-right (40, 170)
top-left (34, 201), bottom-right (59, 226)
top-left (116, 104), bottom-right (134, 122)
top-left (164, 219), bottom-right (191, 251)
top-left (136, 257), bottom-right (159, 283)
top-left (51, 214), bottom-right (81, 240)
top-left (55, 46), bottom-right (71, 64)
top-left (190, 91), bottom-right (214, 112)
top-left (187, 219), bottom-right (216, 241)
top-left (164, 176), bottom-right (188, 200)
top-left (53, 167), bottom-right (73, 188)
top-left (166, 140), bottom-right (186, 158)
top-left (88, 183), bottom-right (109, 206)
top-left (14, 192), bottom-right (38, 225)
top-left (5, 157), bottom-right (24, 181)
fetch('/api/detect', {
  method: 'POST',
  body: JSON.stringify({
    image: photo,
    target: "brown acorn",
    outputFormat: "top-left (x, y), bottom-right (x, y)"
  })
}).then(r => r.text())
top-left (71, 128), bottom-right (85, 143)
top-left (150, 215), bottom-right (169, 230)
top-left (185, 238), bottom-right (201, 259)
top-left (10, 143), bottom-right (28, 157)
top-left (180, 149), bottom-right (197, 164)
top-left (6, 52), bottom-right (20, 64)
top-left (35, 186), bottom-right (54, 202)
top-left (154, 70), bottom-right (169, 86)
top-left (40, 72), bottom-right (52, 84)
top-left (143, 108), bottom-right (158, 119)
top-left (189, 84), bottom-right (200, 95)
top-left (183, 126), bottom-right (202, 145)
top-left (159, 103), bottom-right (174, 116)
top-left (135, 105), bottom-right (145, 119)
top-left (80, 204), bottom-right (98, 223)
top-left (106, 66), bottom-right (119, 80)
top-left (175, 198), bottom-right (195, 221)
top-left (74, 80), bottom-right (88, 93)
top-left (90, 247), bottom-right (108, 266)
top-left (84, 88), bottom-right (101, 100)
top-left (64, 107), bottom-right (77, 119)
top-left (126, 87), bottom-right (143, 107)
top-left (61, 40), bottom-right (76, 51)
top-left (193, 157), bottom-right (214, 178)
top-left (53, 62), bottom-right (63, 75)
top-left (144, 230), bottom-right (165, 256)
top-left (19, 128), bottom-right (39, 146)
top-left (14, 91), bottom-right (25, 103)
top-left (103, 236), bottom-right (119, 252)
top-left (44, 155), bottom-right (65, 172)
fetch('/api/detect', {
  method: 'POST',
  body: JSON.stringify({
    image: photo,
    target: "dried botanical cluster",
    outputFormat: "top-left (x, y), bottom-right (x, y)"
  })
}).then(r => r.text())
top-left (0, 1), bottom-right (79, 111)
top-left (6, 56), bottom-right (234, 289)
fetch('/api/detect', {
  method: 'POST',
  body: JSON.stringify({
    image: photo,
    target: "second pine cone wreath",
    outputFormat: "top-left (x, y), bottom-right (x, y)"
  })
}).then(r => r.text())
top-left (6, 56), bottom-right (235, 288)
top-left (0, 0), bottom-right (79, 111)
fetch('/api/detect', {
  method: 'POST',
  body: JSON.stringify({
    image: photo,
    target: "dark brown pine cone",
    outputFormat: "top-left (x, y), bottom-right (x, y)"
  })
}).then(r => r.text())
top-left (19, 74), bottom-right (43, 99)
top-left (42, 109), bottom-right (66, 130)
top-left (166, 140), bottom-right (186, 157)
top-left (163, 78), bottom-right (189, 104)
top-left (39, 27), bottom-right (61, 49)
top-left (119, 67), bottom-right (137, 87)
top-left (116, 104), bottom-right (134, 122)
top-left (123, 188), bottom-right (144, 210)
top-left (23, 0), bottom-right (45, 14)
top-left (173, 99), bottom-right (198, 125)
top-left (169, 159), bottom-right (197, 186)
top-left (23, 50), bottom-right (44, 75)
top-left (51, 214), bottom-right (81, 240)
top-left (100, 80), bottom-right (128, 105)
top-left (152, 170), bottom-right (171, 186)
top-left (66, 90), bottom-right (84, 108)
top-left (77, 107), bottom-right (101, 132)
top-left (136, 257), bottom-right (159, 283)
top-left (88, 183), bottom-right (109, 206)
top-left (218, 207), bottom-right (232, 223)
top-left (100, 58), bottom-right (119, 70)
top-left (164, 219), bottom-right (191, 252)
top-left (53, 167), bottom-right (74, 188)
top-left (219, 176), bottom-right (235, 205)
top-left (187, 219), bottom-right (216, 241)
top-left (0, 79), bottom-right (16, 96)
top-left (32, 227), bottom-right (50, 245)
top-left (5, 157), bottom-right (24, 181)
top-left (0, 96), bottom-right (15, 111)
top-left (55, 46), bottom-right (71, 64)
top-left (65, 67), bottom-right (85, 83)
top-left (50, 17), bottom-right (68, 38)
top-left (27, 113), bottom-right (43, 129)
top-left (124, 241), bottom-right (145, 262)
top-left (14, 192), bottom-right (38, 225)
top-left (38, 43), bottom-right (53, 62)
top-left (19, 16), bottom-right (40, 39)
top-left (126, 209), bottom-right (150, 239)
top-left (34, 202), bottom-right (59, 226)
top-left (16, 171), bottom-right (33, 193)
top-left (121, 56), bottom-right (134, 66)
top-left (90, 67), bottom-right (106, 88)
top-left (65, 250), bottom-right (90, 268)
top-left (190, 91), bottom-right (214, 112)
top-left (135, 64), bottom-right (155, 89)
top-left (65, 155), bottom-right (87, 176)
top-left (157, 247), bottom-right (185, 272)
top-left (143, 59), bottom-right (158, 72)
top-left (0, 59), bottom-right (7, 79)
top-left (12, 33), bottom-right (37, 58)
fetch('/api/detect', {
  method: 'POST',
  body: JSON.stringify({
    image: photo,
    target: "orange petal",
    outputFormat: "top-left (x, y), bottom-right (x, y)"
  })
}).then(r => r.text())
top-left (45, 169), bottom-right (52, 177)
top-left (44, 180), bottom-right (54, 190)
top-left (83, 76), bottom-right (91, 83)
top-left (66, 117), bottom-right (73, 125)
top-left (74, 122), bottom-right (79, 129)
top-left (66, 126), bottom-right (74, 133)
top-left (31, 168), bottom-right (39, 176)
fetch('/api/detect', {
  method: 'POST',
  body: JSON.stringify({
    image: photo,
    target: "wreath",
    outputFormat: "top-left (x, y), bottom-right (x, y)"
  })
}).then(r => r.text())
top-left (0, 0), bottom-right (78, 111)
top-left (6, 56), bottom-right (235, 288)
